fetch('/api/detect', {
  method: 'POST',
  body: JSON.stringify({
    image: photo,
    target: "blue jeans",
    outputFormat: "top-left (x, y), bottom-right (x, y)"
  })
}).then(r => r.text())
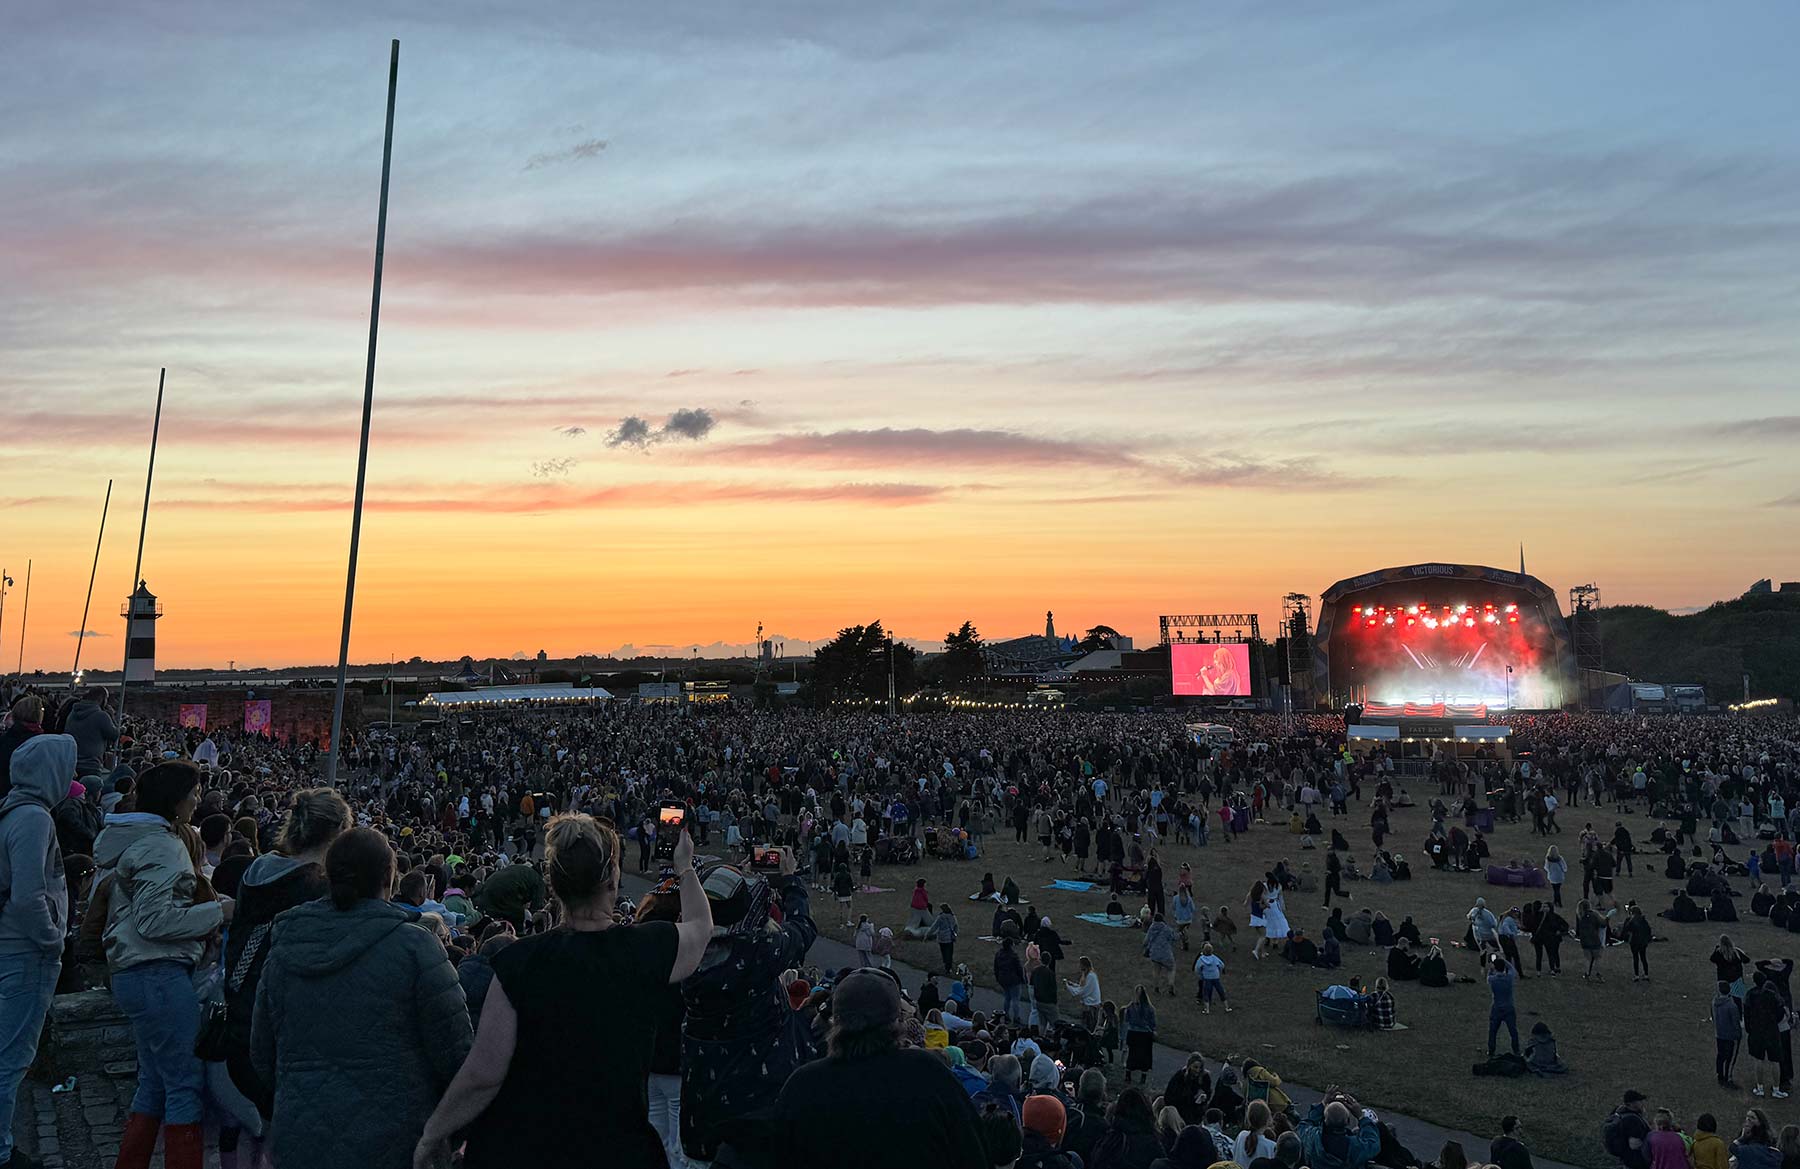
top-left (1488, 1008), bottom-right (1520, 1056)
top-left (0, 950), bottom-right (61, 1163)
top-left (112, 960), bottom-right (205, 1123)
top-left (1003, 983), bottom-right (1024, 1023)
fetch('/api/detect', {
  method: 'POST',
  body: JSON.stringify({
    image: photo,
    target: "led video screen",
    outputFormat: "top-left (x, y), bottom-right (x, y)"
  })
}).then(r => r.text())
top-left (1171, 642), bottom-right (1251, 696)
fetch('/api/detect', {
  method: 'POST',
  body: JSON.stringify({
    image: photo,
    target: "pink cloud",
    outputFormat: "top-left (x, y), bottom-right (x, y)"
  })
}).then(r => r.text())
top-left (155, 479), bottom-right (955, 514)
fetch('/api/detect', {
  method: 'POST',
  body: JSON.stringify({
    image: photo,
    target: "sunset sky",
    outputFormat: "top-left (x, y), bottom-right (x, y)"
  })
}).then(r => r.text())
top-left (4, 3), bottom-right (1797, 670)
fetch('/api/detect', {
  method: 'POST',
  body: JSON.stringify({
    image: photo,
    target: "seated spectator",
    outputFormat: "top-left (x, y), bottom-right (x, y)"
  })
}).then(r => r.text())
top-left (1661, 892), bottom-right (1705, 923)
top-left (1418, 946), bottom-right (1450, 988)
top-left (1020, 1094), bottom-right (1079, 1169)
top-left (1395, 915), bottom-right (1422, 945)
top-left (1282, 930), bottom-right (1320, 966)
top-left (1371, 912), bottom-right (1395, 947)
top-left (1344, 908), bottom-right (1375, 946)
top-left (1387, 941), bottom-right (1422, 982)
top-left (1523, 1021), bottom-right (1569, 1074)
top-left (1296, 1092), bottom-right (1381, 1169)
top-left (1369, 978), bottom-right (1398, 1030)
top-left (1709, 890), bottom-right (1739, 923)
top-left (1751, 884), bottom-right (1775, 918)
top-left (775, 969), bottom-right (986, 1169)
top-left (1091, 1086), bottom-right (1162, 1169)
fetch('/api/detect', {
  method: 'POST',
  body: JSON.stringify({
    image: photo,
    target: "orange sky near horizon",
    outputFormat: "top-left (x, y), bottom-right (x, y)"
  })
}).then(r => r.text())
top-left (3, 6), bottom-right (1797, 671)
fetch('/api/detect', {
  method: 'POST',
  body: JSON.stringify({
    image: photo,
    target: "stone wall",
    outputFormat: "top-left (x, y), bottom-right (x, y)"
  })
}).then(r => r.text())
top-left (41, 990), bottom-right (136, 1081)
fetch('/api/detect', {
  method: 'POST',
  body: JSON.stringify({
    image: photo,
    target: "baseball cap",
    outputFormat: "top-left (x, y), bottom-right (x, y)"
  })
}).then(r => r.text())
top-left (1623, 1089), bottom-right (1647, 1103)
top-left (831, 968), bottom-right (901, 1032)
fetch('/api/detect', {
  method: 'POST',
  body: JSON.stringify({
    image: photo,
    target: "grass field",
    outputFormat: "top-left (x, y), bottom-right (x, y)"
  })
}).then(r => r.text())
top-left (826, 796), bottom-right (1791, 1168)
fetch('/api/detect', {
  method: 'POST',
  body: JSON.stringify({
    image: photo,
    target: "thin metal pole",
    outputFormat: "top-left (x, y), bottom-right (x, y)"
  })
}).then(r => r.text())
top-left (73, 481), bottom-right (114, 683)
top-left (15, 561), bottom-right (29, 674)
top-left (0, 569), bottom-right (9, 668)
top-left (327, 39), bottom-right (400, 786)
top-left (120, 369), bottom-right (165, 718)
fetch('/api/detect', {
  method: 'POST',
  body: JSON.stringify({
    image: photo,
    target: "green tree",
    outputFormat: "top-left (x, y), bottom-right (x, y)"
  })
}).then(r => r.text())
top-left (941, 621), bottom-right (987, 688)
top-left (808, 621), bottom-right (918, 704)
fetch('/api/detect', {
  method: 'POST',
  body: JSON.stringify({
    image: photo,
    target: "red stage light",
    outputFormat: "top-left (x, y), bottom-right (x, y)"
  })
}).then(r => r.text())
top-left (1406, 618), bottom-right (1416, 626)
top-left (1464, 617), bottom-right (1475, 627)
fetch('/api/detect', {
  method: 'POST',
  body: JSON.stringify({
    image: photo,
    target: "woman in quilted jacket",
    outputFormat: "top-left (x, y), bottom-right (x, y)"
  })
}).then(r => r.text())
top-left (251, 827), bottom-right (472, 1169)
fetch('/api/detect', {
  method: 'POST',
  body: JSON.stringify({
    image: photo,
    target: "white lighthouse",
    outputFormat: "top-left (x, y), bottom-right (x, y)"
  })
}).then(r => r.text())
top-left (122, 580), bottom-right (162, 685)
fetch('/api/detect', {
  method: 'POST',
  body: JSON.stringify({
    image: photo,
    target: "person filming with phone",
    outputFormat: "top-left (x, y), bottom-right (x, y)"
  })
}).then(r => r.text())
top-left (680, 843), bottom-right (820, 1167)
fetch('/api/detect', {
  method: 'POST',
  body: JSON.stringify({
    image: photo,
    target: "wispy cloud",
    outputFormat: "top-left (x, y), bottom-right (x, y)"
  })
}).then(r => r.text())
top-left (530, 457), bottom-right (579, 479)
top-left (1767, 490), bottom-right (1800, 509)
top-left (67, 629), bottom-right (109, 638)
top-left (554, 425), bottom-right (587, 437)
top-left (523, 138), bottom-right (608, 172)
top-left (157, 480), bottom-right (953, 514)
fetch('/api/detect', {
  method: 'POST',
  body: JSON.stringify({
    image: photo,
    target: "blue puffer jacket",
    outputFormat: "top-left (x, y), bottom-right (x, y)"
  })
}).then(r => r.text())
top-left (251, 898), bottom-right (472, 1169)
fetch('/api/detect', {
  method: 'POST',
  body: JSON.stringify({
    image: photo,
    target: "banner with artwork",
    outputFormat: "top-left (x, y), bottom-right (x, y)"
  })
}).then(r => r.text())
top-left (244, 700), bottom-right (273, 737)
top-left (177, 704), bottom-right (208, 731)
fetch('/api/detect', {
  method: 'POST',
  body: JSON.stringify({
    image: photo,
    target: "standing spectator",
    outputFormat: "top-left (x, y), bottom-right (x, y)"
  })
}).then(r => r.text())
top-left (221, 787), bottom-right (352, 1150)
top-left (1622, 905), bottom-right (1652, 981)
top-left (1143, 913), bottom-right (1177, 996)
top-left (0, 696), bottom-right (45, 796)
top-left (996, 934), bottom-right (1027, 1024)
top-left (1645, 1110), bottom-right (1691, 1169)
top-left (1066, 956), bottom-right (1102, 1032)
top-left (1487, 955), bottom-right (1520, 1058)
top-left (1030, 950), bottom-right (1060, 1032)
top-left (1121, 986), bottom-right (1157, 1087)
top-left (417, 817), bottom-right (711, 1169)
top-left (929, 903), bottom-right (959, 973)
top-left (1745, 973), bottom-right (1791, 1099)
top-left (1489, 1115), bottom-right (1534, 1169)
top-left (94, 761), bottom-right (227, 1169)
top-left (1575, 901), bottom-right (1608, 981)
top-left (0, 734), bottom-right (74, 1169)
top-left (775, 969), bottom-right (986, 1169)
top-left (62, 687), bottom-right (117, 779)
top-left (1195, 943), bottom-right (1231, 1014)
top-left (1544, 846), bottom-right (1567, 907)
top-left (1691, 1115), bottom-right (1727, 1169)
top-left (1714, 981), bottom-right (1744, 1088)
top-left (252, 827), bottom-right (471, 1169)
top-left (1603, 1090), bottom-right (1651, 1169)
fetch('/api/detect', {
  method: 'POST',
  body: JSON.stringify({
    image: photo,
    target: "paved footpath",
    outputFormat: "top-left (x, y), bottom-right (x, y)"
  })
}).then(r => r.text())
top-left (622, 872), bottom-right (1581, 1169)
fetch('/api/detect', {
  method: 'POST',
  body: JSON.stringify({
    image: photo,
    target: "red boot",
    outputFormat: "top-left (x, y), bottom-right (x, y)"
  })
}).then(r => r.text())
top-left (161, 1122), bottom-right (205, 1169)
top-left (113, 1112), bottom-right (161, 1169)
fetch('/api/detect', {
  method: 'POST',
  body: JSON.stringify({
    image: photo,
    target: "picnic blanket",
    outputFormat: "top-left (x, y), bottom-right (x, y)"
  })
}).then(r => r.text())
top-left (858, 885), bottom-right (895, 895)
top-left (1044, 880), bottom-right (1099, 892)
top-left (1074, 912), bottom-right (1134, 929)
top-left (968, 892), bottom-right (1003, 902)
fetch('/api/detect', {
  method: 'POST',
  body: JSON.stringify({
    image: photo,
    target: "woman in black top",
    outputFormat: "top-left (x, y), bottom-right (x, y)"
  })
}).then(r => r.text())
top-left (415, 815), bottom-right (712, 1169)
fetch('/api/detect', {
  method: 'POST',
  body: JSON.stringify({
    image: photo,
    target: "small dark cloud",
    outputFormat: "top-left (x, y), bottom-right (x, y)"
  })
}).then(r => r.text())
top-left (661, 407), bottom-right (716, 442)
top-left (554, 425), bottom-right (587, 437)
top-left (523, 138), bottom-right (608, 172)
top-left (606, 408), bottom-right (717, 449)
top-left (67, 629), bottom-right (109, 638)
top-left (606, 416), bottom-right (655, 449)
top-left (531, 457), bottom-right (578, 479)
top-left (732, 369), bottom-right (760, 376)
top-left (665, 368), bottom-right (701, 378)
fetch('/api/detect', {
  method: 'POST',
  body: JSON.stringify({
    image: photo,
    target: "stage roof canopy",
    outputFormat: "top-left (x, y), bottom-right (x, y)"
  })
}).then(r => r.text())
top-left (421, 684), bottom-right (612, 708)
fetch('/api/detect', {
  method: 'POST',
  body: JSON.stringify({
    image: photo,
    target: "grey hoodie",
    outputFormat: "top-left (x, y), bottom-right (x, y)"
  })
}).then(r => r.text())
top-left (0, 734), bottom-right (75, 957)
top-left (93, 813), bottom-right (223, 971)
top-left (63, 700), bottom-right (118, 777)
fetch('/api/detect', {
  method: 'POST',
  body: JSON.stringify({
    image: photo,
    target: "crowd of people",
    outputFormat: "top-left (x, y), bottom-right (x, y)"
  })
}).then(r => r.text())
top-left (0, 681), bottom-right (1797, 1169)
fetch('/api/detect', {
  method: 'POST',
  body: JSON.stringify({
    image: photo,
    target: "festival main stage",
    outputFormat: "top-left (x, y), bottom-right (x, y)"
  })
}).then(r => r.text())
top-left (1313, 563), bottom-right (1576, 710)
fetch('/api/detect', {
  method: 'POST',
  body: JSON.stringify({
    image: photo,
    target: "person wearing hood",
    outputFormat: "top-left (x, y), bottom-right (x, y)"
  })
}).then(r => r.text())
top-left (220, 787), bottom-right (352, 1128)
top-left (0, 733), bottom-right (74, 1169)
top-left (0, 696), bottom-right (46, 797)
top-left (251, 826), bottom-right (469, 1169)
top-left (1027, 1052), bottom-right (1068, 1106)
top-left (93, 760), bottom-right (227, 1169)
top-left (62, 687), bottom-right (118, 779)
top-left (418, 816), bottom-right (711, 1169)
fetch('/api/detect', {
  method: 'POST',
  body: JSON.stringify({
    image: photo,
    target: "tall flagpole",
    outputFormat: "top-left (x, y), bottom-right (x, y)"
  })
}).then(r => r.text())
top-left (73, 481), bottom-right (113, 684)
top-left (119, 369), bottom-right (166, 719)
top-left (327, 39), bottom-right (400, 786)
top-left (14, 560), bottom-right (29, 674)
